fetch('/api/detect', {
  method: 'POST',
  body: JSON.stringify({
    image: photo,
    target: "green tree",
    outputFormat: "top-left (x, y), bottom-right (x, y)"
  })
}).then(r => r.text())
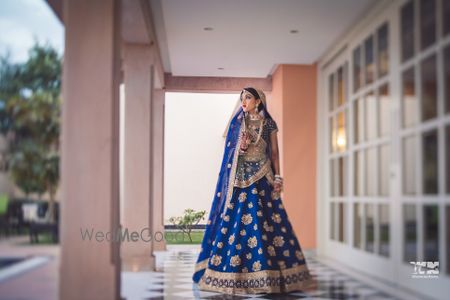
top-left (169, 208), bottom-right (206, 242)
top-left (0, 43), bottom-right (61, 222)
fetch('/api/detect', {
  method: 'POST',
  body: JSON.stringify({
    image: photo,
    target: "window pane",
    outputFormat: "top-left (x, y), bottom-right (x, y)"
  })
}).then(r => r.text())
top-left (365, 203), bottom-right (375, 252)
top-left (380, 144), bottom-right (390, 196)
top-left (444, 45), bottom-right (450, 114)
top-left (423, 205), bottom-right (439, 261)
top-left (330, 202), bottom-right (336, 240)
top-left (366, 147), bottom-right (377, 196)
top-left (377, 23), bottom-right (389, 78)
top-left (338, 202), bottom-right (346, 242)
top-left (446, 206), bottom-right (450, 274)
top-left (403, 135), bottom-right (417, 195)
top-left (402, 67), bottom-right (417, 128)
top-left (338, 66), bottom-right (345, 106)
top-left (401, 1), bottom-right (415, 62)
top-left (337, 111), bottom-right (347, 152)
top-left (421, 55), bottom-right (437, 121)
top-left (354, 203), bottom-right (362, 249)
top-left (354, 98), bottom-right (364, 144)
top-left (365, 36), bottom-right (375, 85)
top-left (338, 156), bottom-right (348, 196)
top-left (353, 46), bottom-right (362, 92)
top-left (331, 159), bottom-right (336, 196)
top-left (354, 150), bottom-right (364, 196)
top-left (404, 204), bottom-right (417, 262)
top-left (379, 84), bottom-right (390, 137)
top-left (330, 116), bottom-right (334, 153)
top-left (329, 73), bottom-right (335, 111)
top-left (444, 0), bottom-right (450, 36)
top-left (379, 204), bottom-right (390, 257)
top-left (419, 0), bottom-right (436, 50)
top-left (365, 92), bottom-right (377, 140)
top-left (423, 130), bottom-right (438, 194)
top-left (447, 126), bottom-right (450, 194)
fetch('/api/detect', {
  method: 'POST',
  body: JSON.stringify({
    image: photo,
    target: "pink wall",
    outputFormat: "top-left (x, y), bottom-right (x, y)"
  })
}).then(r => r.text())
top-left (271, 64), bottom-right (317, 249)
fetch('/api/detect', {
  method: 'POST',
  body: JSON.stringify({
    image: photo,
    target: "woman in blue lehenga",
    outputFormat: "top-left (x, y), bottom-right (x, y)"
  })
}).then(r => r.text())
top-left (192, 87), bottom-right (315, 294)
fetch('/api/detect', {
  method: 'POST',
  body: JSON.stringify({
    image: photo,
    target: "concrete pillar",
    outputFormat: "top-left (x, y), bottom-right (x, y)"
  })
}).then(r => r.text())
top-left (121, 43), bottom-right (155, 271)
top-left (60, 0), bottom-right (121, 299)
top-left (151, 89), bottom-right (166, 252)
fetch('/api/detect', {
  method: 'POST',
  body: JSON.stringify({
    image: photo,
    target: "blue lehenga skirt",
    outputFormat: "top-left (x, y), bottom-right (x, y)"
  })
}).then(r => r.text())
top-left (192, 175), bottom-right (315, 294)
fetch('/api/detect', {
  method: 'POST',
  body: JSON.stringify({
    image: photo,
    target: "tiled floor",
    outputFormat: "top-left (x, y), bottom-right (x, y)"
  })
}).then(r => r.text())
top-left (121, 246), bottom-right (401, 300)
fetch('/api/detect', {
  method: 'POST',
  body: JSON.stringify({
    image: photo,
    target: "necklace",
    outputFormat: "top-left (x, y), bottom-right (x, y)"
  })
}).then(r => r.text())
top-left (244, 115), bottom-right (264, 145)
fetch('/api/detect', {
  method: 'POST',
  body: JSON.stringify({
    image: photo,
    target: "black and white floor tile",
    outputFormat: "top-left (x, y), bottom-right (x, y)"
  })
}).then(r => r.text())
top-left (121, 247), bottom-right (400, 300)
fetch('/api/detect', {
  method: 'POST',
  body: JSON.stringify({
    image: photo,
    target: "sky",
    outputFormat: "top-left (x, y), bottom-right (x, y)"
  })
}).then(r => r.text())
top-left (0, 0), bottom-right (64, 63)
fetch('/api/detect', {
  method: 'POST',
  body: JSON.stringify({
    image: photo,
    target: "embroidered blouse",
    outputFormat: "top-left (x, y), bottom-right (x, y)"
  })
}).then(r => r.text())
top-left (234, 117), bottom-right (278, 188)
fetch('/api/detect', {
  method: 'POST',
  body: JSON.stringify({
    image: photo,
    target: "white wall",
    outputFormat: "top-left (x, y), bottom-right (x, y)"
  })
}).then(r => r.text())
top-left (164, 92), bottom-right (238, 225)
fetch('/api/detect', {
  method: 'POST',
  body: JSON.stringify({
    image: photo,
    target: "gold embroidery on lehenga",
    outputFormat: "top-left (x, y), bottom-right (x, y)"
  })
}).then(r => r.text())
top-left (230, 255), bottom-right (241, 267)
top-left (273, 236), bottom-right (285, 247)
top-left (210, 254), bottom-right (222, 266)
top-left (247, 236), bottom-right (257, 248)
top-left (197, 261), bottom-right (314, 295)
top-left (252, 260), bottom-right (262, 271)
top-left (241, 213), bottom-right (253, 225)
top-left (267, 245), bottom-right (276, 256)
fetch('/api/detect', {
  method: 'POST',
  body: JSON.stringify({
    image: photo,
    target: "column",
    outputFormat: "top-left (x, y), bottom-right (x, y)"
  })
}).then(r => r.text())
top-left (60, 0), bottom-right (121, 299)
top-left (121, 43), bottom-right (154, 271)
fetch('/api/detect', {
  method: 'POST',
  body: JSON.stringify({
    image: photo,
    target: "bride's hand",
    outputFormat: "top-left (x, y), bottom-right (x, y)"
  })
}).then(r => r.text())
top-left (274, 182), bottom-right (283, 193)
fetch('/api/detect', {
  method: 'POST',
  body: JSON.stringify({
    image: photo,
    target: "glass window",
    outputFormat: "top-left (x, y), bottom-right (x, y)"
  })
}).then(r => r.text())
top-left (422, 130), bottom-right (438, 194)
top-left (423, 205), bottom-right (439, 261)
top-left (354, 98), bottom-right (364, 144)
top-left (353, 46), bottom-right (362, 92)
top-left (379, 84), bottom-right (390, 137)
top-left (379, 204), bottom-right (390, 257)
top-left (365, 36), bottom-right (375, 85)
top-left (444, 45), bottom-right (450, 114)
top-left (338, 157), bottom-right (348, 196)
top-left (366, 147), bottom-right (377, 196)
top-left (331, 157), bottom-right (348, 197)
top-left (330, 202), bottom-right (336, 240)
top-left (380, 144), bottom-right (390, 196)
top-left (421, 54), bottom-right (437, 121)
top-left (354, 203), bottom-right (362, 249)
top-left (338, 202), bottom-right (346, 242)
top-left (444, 0), bottom-right (450, 36)
top-left (377, 23), bottom-right (389, 78)
top-left (446, 206), bottom-right (450, 274)
top-left (402, 67), bottom-right (417, 128)
top-left (404, 204), bottom-right (417, 262)
top-left (419, 0), bottom-right (436, 50)
top-left (401, 1), bottom-right (415, 62)
top-left (365, 203), bottom-right (375, 252)
top-left (338, 66), bottom-right (345, 106)
top-left (337, 111), bottom-right (347, 152)
top-left (330, 159), bottom-right (336, 196)
top-left (330, 116), bottom-right (334, 153)
top-left (447, 126), bottom-right (450, 194)
top-left (403, 135), bottom-right (417, 195)
top-left (354, 150), bottom-right (364, 196)
top-left (365, 92), bottom-right (378, 140)
top-left (329, 73), bottom-right (335, 111)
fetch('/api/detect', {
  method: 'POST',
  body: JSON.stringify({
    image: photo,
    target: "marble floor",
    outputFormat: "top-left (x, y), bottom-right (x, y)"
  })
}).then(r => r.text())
top-left (121, 246), bottom-right (401, 300)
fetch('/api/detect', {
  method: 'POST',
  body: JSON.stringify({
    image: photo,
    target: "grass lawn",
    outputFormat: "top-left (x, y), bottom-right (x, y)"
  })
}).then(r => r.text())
top-left (165, 230), bottom-right (204, 244)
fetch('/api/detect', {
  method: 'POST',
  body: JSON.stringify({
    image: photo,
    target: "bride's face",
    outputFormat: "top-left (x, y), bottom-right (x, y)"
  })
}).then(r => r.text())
top-left (241, 91), bottom-right (260, 113)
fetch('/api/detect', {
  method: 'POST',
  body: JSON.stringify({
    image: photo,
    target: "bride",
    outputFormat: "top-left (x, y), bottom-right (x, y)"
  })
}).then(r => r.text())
top-left (192, 87), bottom-right (314, 294)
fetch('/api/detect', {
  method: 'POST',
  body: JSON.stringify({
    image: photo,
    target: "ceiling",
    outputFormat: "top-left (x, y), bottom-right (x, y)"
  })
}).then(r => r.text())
top-left (150, 0), bottom-right (377, 78)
